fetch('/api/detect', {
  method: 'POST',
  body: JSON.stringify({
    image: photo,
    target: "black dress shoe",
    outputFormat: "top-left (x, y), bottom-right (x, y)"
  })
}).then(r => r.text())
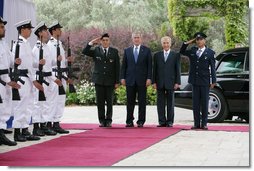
top-left (33, 128), bottom-right (45, 136)
top-left (14, 134), bottom-right (27, 142)
top-left (191, 126), bottom-right (200, 130)
top-left (137, 124), bottom-right (143, 128)
top-left (166, 124), bottom-right (173, 127)
top-left (99, 123), bottom-right (106, 127)
top-left (0, 130), bottom-right (17, 146)
top-left (3, 129), bottom-right (13, 134)
top-left (41, 123), bottom-right (57, 136)
top-left (26, 135), bottom-right (40, 141)
top-left (125, 123), bottom-right (134, 127)
top-left (157, 124), bottom-right (167, 127)
top-left (201, 126), bottom-right (208, 130)
top-left (105, 122), bottom-right (112, 127)
top-left (53, 122), bottom-right (70, 134)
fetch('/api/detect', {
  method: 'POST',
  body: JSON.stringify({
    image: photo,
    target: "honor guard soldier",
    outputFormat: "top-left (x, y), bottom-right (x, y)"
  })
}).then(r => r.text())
top-left (82, 33), bottom-right (120, 127)
top-left (47, 21), bottom-right (71, 134)
top-left (32, 21), bottom-right (59, 136)
top-left (12, 19), bottom-right (43, 142)
top-left (0, 17), bottom-right (20, 146)
top-left (180, 32), bottom-right (216, 130)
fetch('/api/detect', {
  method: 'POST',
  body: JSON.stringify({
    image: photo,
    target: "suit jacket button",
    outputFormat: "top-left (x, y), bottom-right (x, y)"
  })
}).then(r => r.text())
top-left (104, 61), bottom-right (106, 63)
top-left (197, 61), bottom-right (199, 63)
top-left (104, 67), bottom-right (106, 69)
top-left (196, 72), bottom-right (198, 74)
top-left (196, 66), bottom-right (199, 69)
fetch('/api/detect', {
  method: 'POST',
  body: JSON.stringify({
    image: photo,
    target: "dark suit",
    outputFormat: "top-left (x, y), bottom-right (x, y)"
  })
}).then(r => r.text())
top-left (120, 45), bottom-right (152, 125)
top-left (153, 50), bottom-right (181, 125)
top-left (82, 44), bottom-right (120, 125)
top-left (180, 43), bottom-right (216, 127)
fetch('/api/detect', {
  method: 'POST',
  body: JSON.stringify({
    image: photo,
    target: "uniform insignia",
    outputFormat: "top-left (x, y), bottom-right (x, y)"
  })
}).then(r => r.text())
top-left (96, 57), bottom-right (102, 60)
top-left (109, 59), bottom-right (114, 62)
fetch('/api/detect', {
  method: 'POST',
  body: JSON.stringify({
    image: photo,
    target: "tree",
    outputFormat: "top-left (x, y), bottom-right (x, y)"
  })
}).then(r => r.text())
top-left (168, 0), bottom-right (249, 49)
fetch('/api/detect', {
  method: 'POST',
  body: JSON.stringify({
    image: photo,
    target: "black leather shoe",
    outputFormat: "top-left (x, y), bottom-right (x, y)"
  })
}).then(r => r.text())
top-left (33, 128), bottom-right (45, 136)
top-left (125, 123), bottom-right (134, 127)
top-left (0, 130), bottom-right (17, 146)
top-left (157, 124), bottom-right (166, 127)
top-left (14, 134), bottom-right (26, 142)
top-left (26, 135), bottom-right (40, 141)
top-left (3, 129), bottom-right (13, 134)
top-left (105, 122), bottom-right (112, 127)
top-left (137, 124), bottom-right (143, 128)
top-left (41, 123), bottom-right (57, 136)
top-left (166, 124), bottom-right (173, 127)
top-left (191, 126), bottom-right (200, 130)
top-left (201, 126), bottom-right (208, 130)
top-left (53, 122), bottom-right (69, 134)
top-left (99, 123), bottom-right (106, 127)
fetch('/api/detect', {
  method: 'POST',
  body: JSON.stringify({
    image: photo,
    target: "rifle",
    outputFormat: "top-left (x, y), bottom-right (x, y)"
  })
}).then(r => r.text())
top-left (56, 36), bottom-right (66, 95)
top-left (10, 40), bottom-right (14, 52)
top-left (37, 36), bottom-right (49, 101)
top-left (10, 35), bottom-right (25, 100)
top-left (66, 37), bottom-right (79, 93)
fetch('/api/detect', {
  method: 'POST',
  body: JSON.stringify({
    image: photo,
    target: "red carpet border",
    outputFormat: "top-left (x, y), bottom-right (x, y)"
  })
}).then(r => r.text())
top-left (0, 123), bottom-right (249, 166)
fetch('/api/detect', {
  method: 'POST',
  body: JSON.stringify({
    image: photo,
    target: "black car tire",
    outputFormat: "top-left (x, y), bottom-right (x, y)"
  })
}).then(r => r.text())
top-left (208, 89), bottom-right (228, 123)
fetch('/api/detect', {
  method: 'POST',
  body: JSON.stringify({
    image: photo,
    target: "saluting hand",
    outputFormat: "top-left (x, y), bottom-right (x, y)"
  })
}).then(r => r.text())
top-left (33, 81), bottom-right (44, 91)
top-left (186, 38), bottom-right (196, 45)
top-left (90, 37), bottom-right (101, 45)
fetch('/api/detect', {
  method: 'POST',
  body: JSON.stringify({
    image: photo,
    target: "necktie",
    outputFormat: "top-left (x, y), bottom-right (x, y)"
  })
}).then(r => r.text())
top-left (196, 49), bottom-right (202, 58)
top-left (164, 52), bottom-right (168, 62)
top-left (134, 46), bottom-right (138, 63)
top-left (104, 48), bottom-right (107, 57)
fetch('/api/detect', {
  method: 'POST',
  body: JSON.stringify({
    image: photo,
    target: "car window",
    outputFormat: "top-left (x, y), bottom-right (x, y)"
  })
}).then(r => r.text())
top-left (216, 53), bottom-right (245, 74)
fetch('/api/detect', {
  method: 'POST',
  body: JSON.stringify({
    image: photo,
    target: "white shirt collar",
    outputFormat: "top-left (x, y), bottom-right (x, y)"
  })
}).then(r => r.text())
top-left (198, 46), bottom-right (206, 52)
top-left (164, 49), bottom-right (170, 55)
top-left (19, 35), bottom-right (28, 43)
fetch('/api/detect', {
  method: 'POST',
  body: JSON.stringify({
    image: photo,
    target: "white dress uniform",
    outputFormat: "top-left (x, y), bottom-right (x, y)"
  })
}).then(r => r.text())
top-left (0, 38), bottom-right (14, 129)
top-left (12, 35), bottom-right (36, 129)
top-left (47, 36), bottom-right (67, 123)
top-left (32, 40), bottom-right (57, 124)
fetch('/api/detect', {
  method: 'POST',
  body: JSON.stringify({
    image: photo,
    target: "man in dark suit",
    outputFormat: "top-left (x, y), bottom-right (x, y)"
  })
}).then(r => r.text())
top-left (121, 32), bottom-right (152, 127)
top-left (153, 36), bottom-right (181, 127)
top-left (180, 32), bottom-right (216, 130)
top-left (82, 33), bottom-right (120, 127)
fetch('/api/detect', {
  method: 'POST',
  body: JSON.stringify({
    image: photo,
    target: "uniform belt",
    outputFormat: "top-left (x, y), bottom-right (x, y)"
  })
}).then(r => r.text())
top-left (18, 69), bottom-right (28, 77)
top-left (53, 68), bottom-right (68, 72)
top-left (0, 69), bottom-right (9, 75)
top-left (36, 71), bottom-right (52, 77)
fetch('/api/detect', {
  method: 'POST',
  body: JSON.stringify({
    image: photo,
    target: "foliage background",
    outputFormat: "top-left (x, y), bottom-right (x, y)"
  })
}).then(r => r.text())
top-left (32, 0), bottom-right (249, 105)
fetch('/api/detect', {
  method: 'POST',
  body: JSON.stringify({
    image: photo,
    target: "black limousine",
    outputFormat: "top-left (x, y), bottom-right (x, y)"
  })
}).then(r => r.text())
top-left (175, 47), bottom-right (249, 123)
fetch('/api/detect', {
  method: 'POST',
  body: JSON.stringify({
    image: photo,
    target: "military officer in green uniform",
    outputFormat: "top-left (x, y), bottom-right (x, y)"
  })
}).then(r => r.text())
top-left (82, 33), bottom-right (120, 127)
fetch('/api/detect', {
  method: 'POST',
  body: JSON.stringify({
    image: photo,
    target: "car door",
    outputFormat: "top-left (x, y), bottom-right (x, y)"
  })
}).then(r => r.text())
top-left (215, 50), bottom-right (249, 112)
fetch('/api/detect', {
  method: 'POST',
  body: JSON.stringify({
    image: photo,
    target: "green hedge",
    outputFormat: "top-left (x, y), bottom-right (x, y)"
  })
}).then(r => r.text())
top-left (66, 81), bottom-right (157, 106)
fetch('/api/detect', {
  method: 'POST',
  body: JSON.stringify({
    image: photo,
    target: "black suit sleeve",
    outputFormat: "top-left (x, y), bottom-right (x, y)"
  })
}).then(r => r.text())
top-left (175, 53), bottom-right (181, 85)
top-left (152, 53), bottom-right (157, 84)
top-left (209, 52), bottom-right (216, 84)
top-left (147, 48), bottom-right (152, 80)
top-left (82, 43), bottom-right (95, 57)
top-left (120, 49), bottom-right (127, 80)
top-left (115, 49), bottom-right (120, 84)
top-left (179, 42), bottom-right (191, 57)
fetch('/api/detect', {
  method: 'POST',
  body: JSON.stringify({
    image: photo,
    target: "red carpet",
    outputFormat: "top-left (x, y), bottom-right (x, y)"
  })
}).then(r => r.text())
top-left (0, 125), bottom-right (181, 166)
top-left (0, 123), bottom-right (249, 166)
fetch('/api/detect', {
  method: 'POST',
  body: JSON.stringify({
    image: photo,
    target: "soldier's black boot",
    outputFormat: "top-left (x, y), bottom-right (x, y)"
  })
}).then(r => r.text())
top-left (0, 129), bottom-right (17, 146)
top-left (22, 128), bottom-right (40, 141)
top-left (14, 128), bottom-right (26, 142)
top-left (41, 122), bottom-right (57, 136)
top-left (33, 123), bottom-right (45, 136)
top-left (53, 122), bottom-right (69, 134)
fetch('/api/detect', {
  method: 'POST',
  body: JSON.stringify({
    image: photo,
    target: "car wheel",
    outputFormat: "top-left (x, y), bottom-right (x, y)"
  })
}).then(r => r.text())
top-left (208, 89), bottom-right (228, 123)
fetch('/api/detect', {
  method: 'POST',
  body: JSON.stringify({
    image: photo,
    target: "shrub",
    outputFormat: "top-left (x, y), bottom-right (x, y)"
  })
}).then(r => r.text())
top-left (76, 80), bottom-right (96, 105)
